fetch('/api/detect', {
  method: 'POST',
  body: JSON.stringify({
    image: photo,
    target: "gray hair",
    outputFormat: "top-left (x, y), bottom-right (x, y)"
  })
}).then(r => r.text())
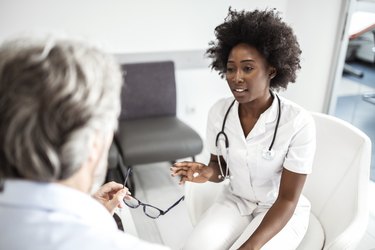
top-left (0, 36), bottom-right (122, 181)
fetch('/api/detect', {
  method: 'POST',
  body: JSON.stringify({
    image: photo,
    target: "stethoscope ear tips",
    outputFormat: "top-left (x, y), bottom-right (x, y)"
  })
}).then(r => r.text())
top-left (262, 147), bottom-right (275, 160)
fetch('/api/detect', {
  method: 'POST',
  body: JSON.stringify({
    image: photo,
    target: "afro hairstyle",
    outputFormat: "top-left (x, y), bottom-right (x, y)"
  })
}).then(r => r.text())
top-left (206, 8), bottom-right (302, 90)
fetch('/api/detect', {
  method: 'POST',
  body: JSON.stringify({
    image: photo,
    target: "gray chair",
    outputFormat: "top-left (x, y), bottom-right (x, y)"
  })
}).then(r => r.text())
top-left (116, 61), bottom-right (203, 193)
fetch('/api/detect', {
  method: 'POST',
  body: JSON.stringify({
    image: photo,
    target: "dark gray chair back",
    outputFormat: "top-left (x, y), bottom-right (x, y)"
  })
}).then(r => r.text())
top-left (108, 60), bottom-right (203, 195)
top-left (119, 61), bottom-right (176, 120)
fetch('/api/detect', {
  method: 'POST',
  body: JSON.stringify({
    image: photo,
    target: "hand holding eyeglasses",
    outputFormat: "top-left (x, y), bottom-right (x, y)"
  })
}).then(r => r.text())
top-left (122, 168), bottom-right (185, 219)
top-left (93, 181), bottom-right (132, 215)
top-left (170, 161), bottom-right (213, 185)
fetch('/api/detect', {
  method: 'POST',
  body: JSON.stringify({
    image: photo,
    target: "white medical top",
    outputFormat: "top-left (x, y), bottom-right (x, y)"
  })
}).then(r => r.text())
top-left (206, 94), bottom-right (316, 215)
top-left (0, 179), bottom-right (169, 250)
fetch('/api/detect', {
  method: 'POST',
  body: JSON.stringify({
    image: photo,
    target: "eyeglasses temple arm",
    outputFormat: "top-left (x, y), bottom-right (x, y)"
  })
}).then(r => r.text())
top-left (162, 196), bottom-right (185, 215)
top-left (123, 167), bottom-right (131, 187)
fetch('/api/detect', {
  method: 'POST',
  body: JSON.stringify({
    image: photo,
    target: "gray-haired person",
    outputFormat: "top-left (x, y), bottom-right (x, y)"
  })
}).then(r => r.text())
top-left (0, 36), bottom-right (169, 250)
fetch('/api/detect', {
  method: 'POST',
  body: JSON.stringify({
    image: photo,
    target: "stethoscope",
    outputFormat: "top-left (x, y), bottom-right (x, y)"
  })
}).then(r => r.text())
top-left (215, 93), bottom-right (281, 180)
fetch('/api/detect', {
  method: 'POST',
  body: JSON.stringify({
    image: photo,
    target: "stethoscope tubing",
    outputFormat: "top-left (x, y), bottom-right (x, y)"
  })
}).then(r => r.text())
top-left (215, 100), bottom-right (235, 148)
top-left (215, 93), bottom-right (281, 169)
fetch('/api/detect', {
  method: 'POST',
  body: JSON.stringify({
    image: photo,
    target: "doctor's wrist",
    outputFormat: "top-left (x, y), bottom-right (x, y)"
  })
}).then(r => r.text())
top-left (206, 163), bottom-right (223, 183)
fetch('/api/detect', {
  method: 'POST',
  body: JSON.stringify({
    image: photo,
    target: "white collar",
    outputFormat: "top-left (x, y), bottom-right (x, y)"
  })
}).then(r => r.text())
top-left (263, 91), bottom-right (280, 125)
top-left (232, 92), bottom-right (280, 139)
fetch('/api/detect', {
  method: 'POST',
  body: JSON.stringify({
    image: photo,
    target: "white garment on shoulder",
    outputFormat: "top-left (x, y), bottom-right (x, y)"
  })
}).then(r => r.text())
top-left (0, 179), bottom-right (169, 250)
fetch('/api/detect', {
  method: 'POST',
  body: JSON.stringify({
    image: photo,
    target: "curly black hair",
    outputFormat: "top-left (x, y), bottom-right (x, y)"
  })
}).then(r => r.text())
top-left (206, 8), bottom-right (301, 90)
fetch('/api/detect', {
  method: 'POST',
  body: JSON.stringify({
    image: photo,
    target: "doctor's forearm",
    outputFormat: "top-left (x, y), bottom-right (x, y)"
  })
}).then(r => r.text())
top-left (239, 168), bottom-right (308, 249)
top-left (240, 199), bottom-right (297, 249)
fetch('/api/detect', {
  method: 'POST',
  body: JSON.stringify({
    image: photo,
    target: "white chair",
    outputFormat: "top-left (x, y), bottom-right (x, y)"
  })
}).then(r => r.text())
top-left (185, 112), bottom-right (371, 250)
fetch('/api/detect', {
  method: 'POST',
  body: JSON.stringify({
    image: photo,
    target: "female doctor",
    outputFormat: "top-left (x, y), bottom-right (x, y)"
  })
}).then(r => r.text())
top-left (171, 8), bottom-right (316, 250)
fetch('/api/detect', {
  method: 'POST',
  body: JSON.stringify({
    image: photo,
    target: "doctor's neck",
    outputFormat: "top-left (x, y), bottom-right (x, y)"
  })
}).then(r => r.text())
top-left (238, 93), bottom-right (273, 119)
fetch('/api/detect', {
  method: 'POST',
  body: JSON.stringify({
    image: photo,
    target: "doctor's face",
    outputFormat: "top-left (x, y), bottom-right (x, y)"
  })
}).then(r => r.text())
top-left (225, 43), bottom-right (275, 104)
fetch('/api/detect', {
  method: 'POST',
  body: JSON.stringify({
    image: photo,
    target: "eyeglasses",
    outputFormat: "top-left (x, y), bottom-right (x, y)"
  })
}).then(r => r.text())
top-left (123, 168), bottom-right (185, 219)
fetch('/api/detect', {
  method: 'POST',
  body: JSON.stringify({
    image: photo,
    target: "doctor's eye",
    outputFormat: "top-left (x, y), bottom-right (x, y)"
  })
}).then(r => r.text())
top-left (226, 67), bottom-right (235, 74)
top-left (243, 66), bottom-right (253, 73)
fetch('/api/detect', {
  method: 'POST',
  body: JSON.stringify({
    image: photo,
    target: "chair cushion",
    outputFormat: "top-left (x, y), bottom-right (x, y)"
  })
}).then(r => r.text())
top-left (118, 116), bottom-right (203, 166)
top-left (297, 213), bottom-right (325, 250)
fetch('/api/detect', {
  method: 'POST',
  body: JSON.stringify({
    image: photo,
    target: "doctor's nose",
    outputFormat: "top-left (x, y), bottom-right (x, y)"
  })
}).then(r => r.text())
top-left (234, 70), bottom-right (244, 83)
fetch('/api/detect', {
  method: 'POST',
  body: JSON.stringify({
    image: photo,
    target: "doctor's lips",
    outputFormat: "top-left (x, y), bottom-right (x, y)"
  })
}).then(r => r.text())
top-left (233, 88), bottom-right (247, 92)
top-left (233, 88), bottom-right (248, 94)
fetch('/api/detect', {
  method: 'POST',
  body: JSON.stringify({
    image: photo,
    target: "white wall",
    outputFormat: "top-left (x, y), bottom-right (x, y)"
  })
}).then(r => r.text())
top-left (282, 0), bottom-right (346, 112)
top-left (0, 0), bottom-right (287, 53)
top-left (0, 0), bottom-right (345, 140)
top-left (0, 0), bottom-right (288, 137)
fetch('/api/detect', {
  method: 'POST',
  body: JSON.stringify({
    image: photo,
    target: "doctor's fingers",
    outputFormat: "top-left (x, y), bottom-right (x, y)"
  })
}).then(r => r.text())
top-left (174, 168), bottom-right (209, 184)
top-left (171, 168), bottom-right (194, 179)
top-left (173, 161), bottom-right (206, 171)
top-left (170, 165), bottom-right (193, 174)
top-left (171, 166), bottom-right (205, 178)
top-left (179, 173), bottom-right (208, 184)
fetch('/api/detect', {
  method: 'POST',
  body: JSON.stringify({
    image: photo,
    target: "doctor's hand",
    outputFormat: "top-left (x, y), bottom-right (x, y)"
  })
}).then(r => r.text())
top-left (171, 161), bottom-right (213, 185)
top-left (93, 181), bottom-right (131, 215)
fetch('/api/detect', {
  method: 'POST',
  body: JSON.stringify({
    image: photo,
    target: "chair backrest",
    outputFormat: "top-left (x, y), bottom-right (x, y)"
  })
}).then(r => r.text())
top-left (304, 112), bottom-right (371, 249)
top-left (119, 61), bottom-right (176, 120)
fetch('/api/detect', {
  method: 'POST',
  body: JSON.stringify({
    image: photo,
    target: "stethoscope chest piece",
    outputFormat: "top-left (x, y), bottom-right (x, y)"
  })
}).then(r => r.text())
top-left (218, 174), bottom-right (234, 180)
top-left (262, 147), bottom-right (275, 160)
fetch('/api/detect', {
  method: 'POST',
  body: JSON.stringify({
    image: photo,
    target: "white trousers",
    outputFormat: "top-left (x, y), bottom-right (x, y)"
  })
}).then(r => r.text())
top-left (183, 196), bottom-right (310, 250)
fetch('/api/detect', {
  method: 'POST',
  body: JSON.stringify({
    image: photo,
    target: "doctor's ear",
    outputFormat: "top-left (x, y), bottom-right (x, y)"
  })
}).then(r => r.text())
top-left (269, 68), bottom-right (277, 79)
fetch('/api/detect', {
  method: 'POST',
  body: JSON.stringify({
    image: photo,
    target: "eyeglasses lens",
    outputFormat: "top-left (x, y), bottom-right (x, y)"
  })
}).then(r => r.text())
top-left (124, 196), bottom-right (140, 208)
top-left (144, 206), bottom-right (161, 219)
